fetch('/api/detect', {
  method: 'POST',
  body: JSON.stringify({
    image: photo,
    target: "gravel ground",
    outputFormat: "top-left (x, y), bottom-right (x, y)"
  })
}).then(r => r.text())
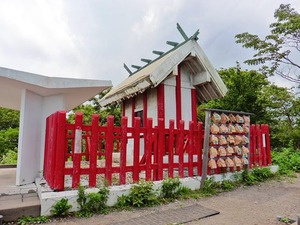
top-left (47, 174), bottom-right (300, 225)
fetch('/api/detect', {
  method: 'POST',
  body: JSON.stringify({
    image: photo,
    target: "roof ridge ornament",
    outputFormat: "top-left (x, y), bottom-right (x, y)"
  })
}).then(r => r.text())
top-left (123, 63), bottom-right (132, 75)
top-left (176, 23), bottom-right (188, 40)
top-left (124, 23), bottom-right (200, 76)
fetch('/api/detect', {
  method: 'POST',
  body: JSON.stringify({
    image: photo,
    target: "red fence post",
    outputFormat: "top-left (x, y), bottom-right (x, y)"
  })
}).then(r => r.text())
top-left (261, 124), bottom-right (267, 166)
top-left (44, 113), bottom-right (56, 188)
top-left (250, 124), bottom-right (256, 168)
top-left (178, 120), bottom-right (185, 178)
top-left (105, 116), bottom-right (114, 185)
top-left (120, 116), bottom-right (128, 185)
top-left (89, 114), bottom-right (99, 187)
top-left (197, 122), bottom-right (203, 176)
top-left (264, 124), bottom-right (272, 165)
top-left (53, 111), bottom-right (67, 191)
top-left (133, 117), bottom-right (141, 183)
top-left (72, 112), bottom-right (83, 188)
top-left (168, 120), bottom-right (175, 178)
top-left (256, 124), bottom-right (263, 167)
top-left (145, 118), bottom-right (153, 181)
top-left (188, 121), bottom-right (194, 177)
top-left (157, 118), bottom-right (165, 180)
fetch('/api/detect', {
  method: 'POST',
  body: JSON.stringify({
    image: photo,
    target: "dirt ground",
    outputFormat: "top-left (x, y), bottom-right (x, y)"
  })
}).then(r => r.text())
top-left (48, 174), bottom-right (300, 225)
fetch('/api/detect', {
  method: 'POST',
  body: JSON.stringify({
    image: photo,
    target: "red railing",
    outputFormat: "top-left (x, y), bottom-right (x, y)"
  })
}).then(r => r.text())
top-left (44, 111), bottom-right (203, 191)
top-left (44, 111), bottom-right (272, 191)
top-left (249, 124), bottom-right (272, 168)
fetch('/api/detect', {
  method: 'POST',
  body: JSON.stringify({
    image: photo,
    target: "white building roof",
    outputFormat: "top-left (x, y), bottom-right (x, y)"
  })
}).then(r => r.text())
top-left (0, 66), bottom-right (112, 110)
top-left (100, 34), bottom-right (227, 106)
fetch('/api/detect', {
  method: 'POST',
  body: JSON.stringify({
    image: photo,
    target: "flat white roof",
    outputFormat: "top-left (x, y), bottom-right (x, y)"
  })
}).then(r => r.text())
top-left (0, 66), bottom-right (112, 110)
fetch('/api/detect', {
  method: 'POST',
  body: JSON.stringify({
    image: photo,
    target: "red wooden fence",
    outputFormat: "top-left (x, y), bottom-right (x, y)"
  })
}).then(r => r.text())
top-left (44, 111), bottom-right (204, 191)
top-left (249, 124), bottom-right (272, 168)
top-left (44, 111), bottom-right (272, 191)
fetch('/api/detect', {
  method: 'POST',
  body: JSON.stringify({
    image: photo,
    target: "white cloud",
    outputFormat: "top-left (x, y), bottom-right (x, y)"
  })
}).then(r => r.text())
top-left (0, 0), bottom-right (298, 88)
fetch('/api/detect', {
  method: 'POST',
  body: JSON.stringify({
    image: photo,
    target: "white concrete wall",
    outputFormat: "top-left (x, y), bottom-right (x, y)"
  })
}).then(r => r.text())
top-left (16, 90), bottom-right (66, 185)
top-left (124, 99), bottom-right (132, 126)
top-left (39, 95), bottom-right (65, 175)
top-left (134, 94), bottom-right (143, 112)
top-left (147, 88), bottom-right (157, 127)
top-left (181, 68), bottom-right (192, 129)
top-left (181, 88), bottom-right (192, 128)
top-left (164, 76), bottom-right (176, 128)
top-left (17, 89), bottom-right (43, 185)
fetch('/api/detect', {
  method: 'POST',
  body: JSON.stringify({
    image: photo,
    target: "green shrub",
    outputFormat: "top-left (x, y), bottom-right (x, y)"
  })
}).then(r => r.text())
top-left (116, 181), bottom-right (159, 208)
top-left (116, 194), bottom-right (132, 209)
top-left (1, 149), bottom-right (17, 164)
top-left (221, 179), bottom-right (236, 191)
top-left (201, 178), bottom-right (222, 196)
top-left (50, 198), bottom-right (72, 217)
top-left (160, 177), bottom-right (181, 199)
top-left (272, 148), bottom-right (300, 175)
top-left (85, 186), bottom-right (109, 214)
top-left (76, 185), bottom-right (109, 217)
top-left (17, 216), bottom-right (49, 225)
top-left (252, 167), bottom-right (274, 182)
top-left (241, 169), bottom-right (257, 186)
top-left (130, 181), bottom-right (159, 207)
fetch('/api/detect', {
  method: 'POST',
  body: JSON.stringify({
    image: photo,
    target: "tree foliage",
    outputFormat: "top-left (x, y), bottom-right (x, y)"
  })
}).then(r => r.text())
top-left (0, 107), bottom-right (20, 162)
top-left (0, 107), bottom-right (19, 130)
top-left (67, 89), bottom-right (121, 126)
top-left (235, 4), bottom-right (300, 83)
top-left (198, 65), bottom-right (269, 123)
top-left (198, 65), bottom-right (300, 149)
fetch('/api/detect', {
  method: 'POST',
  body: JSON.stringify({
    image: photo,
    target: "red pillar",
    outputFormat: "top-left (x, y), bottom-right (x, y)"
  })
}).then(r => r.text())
top-left (191, 88), bottom-right (197, 123)
top-left (157, 84), bottom-right (165, 121)
top-left (176, 65), bottom-right (182, 128)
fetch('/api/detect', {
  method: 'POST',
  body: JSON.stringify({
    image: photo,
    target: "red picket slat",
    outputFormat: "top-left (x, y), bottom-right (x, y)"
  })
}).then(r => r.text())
top-left (265, 125), bottom-right (272, 165)
top-left (133, 117), bottom-right (141, 182)
top-left (261, 124), bottom-right (267, 166)
top-left (89, 114), bottom-right (99, 187)
top-left (145, 118), bottom-right (153, 181)
top-left (178, 120), bottom-right (185, 178)
top-left (249, 125), bottom-right (255, 168)
top-left (157, 118), bottom-right (164, 180)
top-left (105, 116), bottom-right (114, 185)
top-left (53, 111), bottom-right (67, 191)
top-left (197, 122), bottom-right (203, 176)
top-left (256, 124), bottom-right (263, 167)
top-left (120, 116), bottom-right (128, 185)
top-left (72, 112), bottom-right (83, 188)
top-left (188, 121), bottom-right (194, 177)
top-left (43, 115), bottom-right (52, 186)
top-left (168, 120), bottom-right (175, 178)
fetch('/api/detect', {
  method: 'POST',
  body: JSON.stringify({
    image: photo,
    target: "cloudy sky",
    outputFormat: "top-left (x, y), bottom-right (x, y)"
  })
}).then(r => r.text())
top-left (0, 0), bottom-right (299, 88)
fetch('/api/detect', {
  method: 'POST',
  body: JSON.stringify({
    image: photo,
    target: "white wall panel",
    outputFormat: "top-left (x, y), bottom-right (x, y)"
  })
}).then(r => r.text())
top-left (147, 88), bottom-right (157, 126)
top-left (164, 85), bottom-right (176, 128)
top-left (181, 88), bottom-right (192, 129)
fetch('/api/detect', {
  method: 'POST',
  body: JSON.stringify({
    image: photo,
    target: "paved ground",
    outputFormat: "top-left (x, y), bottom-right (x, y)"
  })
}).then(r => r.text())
top-left (46, 174), bottom-right (300, 225)
top-left (0, 168), bottom-right (40, 221)
top-left (0, 167), bottom-right (37, 195)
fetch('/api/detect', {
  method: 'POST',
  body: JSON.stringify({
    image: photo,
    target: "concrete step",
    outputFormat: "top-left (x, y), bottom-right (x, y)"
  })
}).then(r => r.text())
top-left (0, 193), bottom-right (40, 222)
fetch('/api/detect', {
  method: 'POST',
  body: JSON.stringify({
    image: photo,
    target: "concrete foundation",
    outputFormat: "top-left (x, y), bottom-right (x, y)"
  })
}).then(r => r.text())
top-left (37, 165), bottom-right (279, 216)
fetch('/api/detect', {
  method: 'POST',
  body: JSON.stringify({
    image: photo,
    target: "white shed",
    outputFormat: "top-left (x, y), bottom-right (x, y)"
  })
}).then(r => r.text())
top-left (0, 67), bottom-right (112, 185)
top-left (100, 26), bottom-right (227, 128)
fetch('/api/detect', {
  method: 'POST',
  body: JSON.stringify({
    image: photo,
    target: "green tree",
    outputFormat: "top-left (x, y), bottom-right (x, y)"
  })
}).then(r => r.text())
top-left (259, 85), bottom-right (300, 149)
top-left (0, 107), bottom-right (20, 130)
top-left (235, 4), bottom-right (300, 83)
top-left (67, 89), bottom-right (121, 126)
top-left (198, 65), bottom-right (269, 123)
top-left (0, 107), bottom-right (20, 162)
